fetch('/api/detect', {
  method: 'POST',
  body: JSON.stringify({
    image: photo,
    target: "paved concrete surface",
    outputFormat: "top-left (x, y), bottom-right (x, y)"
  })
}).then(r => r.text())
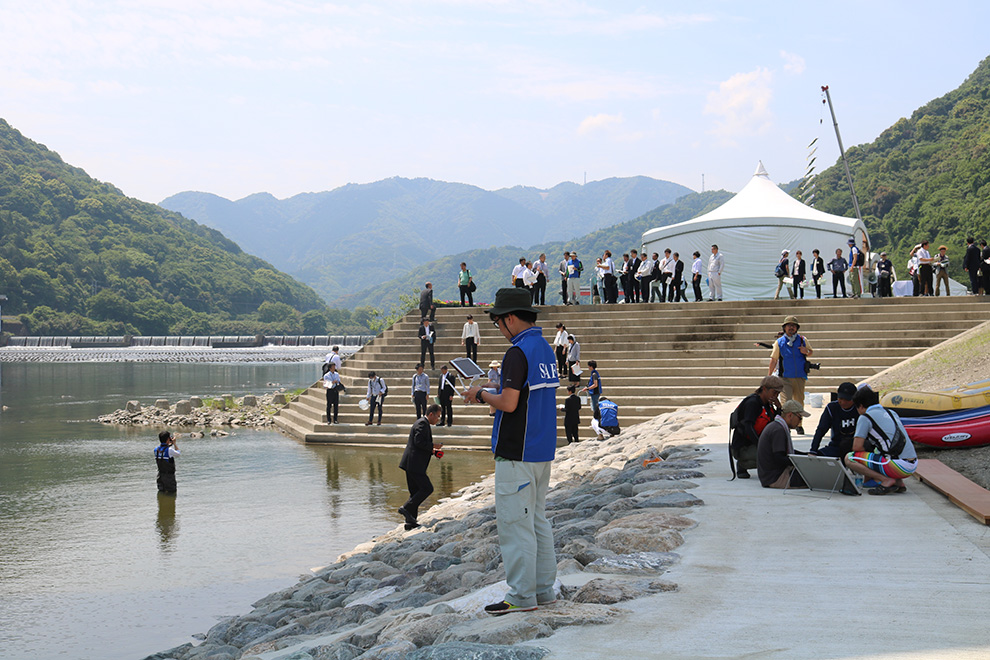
top-left (534, 400), bottom-right (990, 660)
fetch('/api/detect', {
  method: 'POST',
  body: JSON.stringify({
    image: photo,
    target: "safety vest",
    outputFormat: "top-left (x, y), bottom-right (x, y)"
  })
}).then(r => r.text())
top-left (154, 444), bottom-right (175, 474)
top-left (492, 325), bottom-right (560, 462)
top-left (599, 400), bottom-right (618, 427)
top-left (776, 335), bottom-right (807, 380)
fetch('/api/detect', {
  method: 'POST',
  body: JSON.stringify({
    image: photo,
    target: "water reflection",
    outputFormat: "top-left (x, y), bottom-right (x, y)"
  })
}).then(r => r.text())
top-left (156, 493), bottom-right (178, 551)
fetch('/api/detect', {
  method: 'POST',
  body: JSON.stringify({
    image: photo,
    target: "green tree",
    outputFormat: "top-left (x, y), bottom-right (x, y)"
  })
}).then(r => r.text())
top-left (301, 309), bottom-right (329, 334)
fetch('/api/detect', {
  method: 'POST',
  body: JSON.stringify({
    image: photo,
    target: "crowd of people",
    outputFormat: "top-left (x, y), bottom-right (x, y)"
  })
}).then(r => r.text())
top-left (729, 314), bottom-right (917, 496)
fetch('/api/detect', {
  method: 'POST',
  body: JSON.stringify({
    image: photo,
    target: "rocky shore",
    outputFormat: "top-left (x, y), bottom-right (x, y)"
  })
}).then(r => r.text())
top-left (144, 404), bottom-right (718, 660)
top-left (96, 392), bottom-right (293, 430)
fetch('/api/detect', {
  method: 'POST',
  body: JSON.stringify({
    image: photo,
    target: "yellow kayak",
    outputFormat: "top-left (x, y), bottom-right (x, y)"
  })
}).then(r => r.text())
top-left (882, 380), bottom-right (990, 417)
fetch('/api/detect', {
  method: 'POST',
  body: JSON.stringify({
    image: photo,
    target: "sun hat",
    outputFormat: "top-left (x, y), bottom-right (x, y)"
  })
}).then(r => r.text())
top-left (782, 315), bottom-right (800, 329)
top-left (488, 287), bottom-right (539, 317)
top-left (488, 360), bottom-right (501, 368)
top-left (781, 400), bottom-right (811, 417)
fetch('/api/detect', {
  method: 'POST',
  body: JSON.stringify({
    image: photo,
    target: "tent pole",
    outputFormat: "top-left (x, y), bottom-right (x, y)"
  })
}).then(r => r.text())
top-left (821, 85), bottom-right (863, 222)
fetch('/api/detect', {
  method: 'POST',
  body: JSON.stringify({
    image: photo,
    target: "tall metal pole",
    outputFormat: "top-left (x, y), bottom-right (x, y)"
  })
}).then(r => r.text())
top-left (822, 85), bottom-right (863, 222)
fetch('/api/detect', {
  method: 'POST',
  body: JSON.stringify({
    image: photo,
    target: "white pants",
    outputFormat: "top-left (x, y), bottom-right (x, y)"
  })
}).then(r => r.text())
top-left (708, 271), bottom-right (722, 300)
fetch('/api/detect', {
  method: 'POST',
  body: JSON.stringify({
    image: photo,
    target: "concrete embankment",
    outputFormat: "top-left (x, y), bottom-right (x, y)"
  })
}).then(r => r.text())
top-left (144, 405), bottom-right (719, 660)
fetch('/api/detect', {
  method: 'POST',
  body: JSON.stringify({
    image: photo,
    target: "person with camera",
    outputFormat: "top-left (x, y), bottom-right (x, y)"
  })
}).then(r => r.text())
top-left (767, 315), bottom-right (814, 434)
top-left (398, 404), bottom-right (444, 530)
top-left (876, 251), bottom-right (895, 298)
top-left (843, 386), bottom-right (917, 495)
top-left (154, 431), bottom-right (180, 494)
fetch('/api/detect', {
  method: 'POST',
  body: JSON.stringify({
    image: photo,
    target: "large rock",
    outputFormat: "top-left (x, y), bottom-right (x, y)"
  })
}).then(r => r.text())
top-left (174, 400), bottom-right (192, 415)
top-left (190, 396), bottom-right (204, 408)
top-left (377, 612), bottom-right (471, 647)
top-left (126, 400), bottom-right (142, 413)
top-left (155, 399), bottom-right (170, 409)
top-left (407, 642), bottom-right (550, 660)
top-left (570, 577), bottom-right (677, 604)
top-left (242, 395), bottom-right (258, 407)
top-left (634, 491), bottom-right (704, 509)
top-left (310, 642), bottom-right (365, 660)
top-left (584, 551), bottom-right (680, 575)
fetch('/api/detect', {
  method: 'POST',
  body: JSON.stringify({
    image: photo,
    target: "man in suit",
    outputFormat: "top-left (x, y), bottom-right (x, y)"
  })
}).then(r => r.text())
top-left (418, 317), bottom-right (436, 369)
top-left (419, 282), bottom-right (435, 322)
top-left (628, 249), bottom-right (641, 302)
top-left (437, 365), bottom-right (457, 427)
top-left (669, 252), bottom-right (685, 302)
top-left (398, 404), bottom-right (443, 530)
top-left (963, 237), bottom-right (981, 294)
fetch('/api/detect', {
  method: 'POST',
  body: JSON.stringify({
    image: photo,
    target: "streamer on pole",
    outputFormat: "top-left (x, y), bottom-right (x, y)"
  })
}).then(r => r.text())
top-left (821, 85), bottom-right (863, 221)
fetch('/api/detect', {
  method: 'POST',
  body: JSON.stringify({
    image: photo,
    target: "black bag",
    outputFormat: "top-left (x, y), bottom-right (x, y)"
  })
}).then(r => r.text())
top-left (468, 280), bottom-right (477, 292)
top-left (863, 410), bottom-right (907, 458)
top-left (774, 261), bottom-right (786, 278)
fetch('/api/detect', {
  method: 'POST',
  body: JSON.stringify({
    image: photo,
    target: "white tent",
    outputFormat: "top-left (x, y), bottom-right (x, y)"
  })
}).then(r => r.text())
top-left (642, 162), bottom-right (869, 300)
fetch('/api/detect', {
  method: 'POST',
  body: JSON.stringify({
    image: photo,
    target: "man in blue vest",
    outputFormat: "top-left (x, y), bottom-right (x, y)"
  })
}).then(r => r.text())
top-left (154, 430), bottom-right (180, 494)
top-left (767, 315), bottom-right (814, 434)
top-left (464, 287), bottom-right (560, 615)
top-left (591, 396), bottom-right (620, 439)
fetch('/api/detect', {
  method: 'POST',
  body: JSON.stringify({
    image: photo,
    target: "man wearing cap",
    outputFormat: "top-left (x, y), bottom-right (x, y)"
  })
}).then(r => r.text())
top-left (809, 382), bottom-right (860, 458)
top-left (757, 400), bottom-right (809, 489)
top-left (464, 288), bottom-right (559, 614)
top-left (877, 251), bottom-right (895, 298)
top-left (848, 238), bottom-right (864, 298)
top-left (934, 245), bottom-right (951, 296)
top-left (154, 430), bottom-right (180, 494)
top-left (767, 315), bottom-right (813, 434)
top-left (730, 375), bottom-right (784, 479)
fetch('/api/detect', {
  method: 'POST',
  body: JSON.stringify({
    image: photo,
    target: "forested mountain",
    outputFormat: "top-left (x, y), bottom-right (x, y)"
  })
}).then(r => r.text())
top-left (339, 190), bottom-right (733, 310)
top-left (160, 176), bottom-right (692, 305)
top-left (0, 119), bottom-right (335, 337)
top-left (809, 55), bottom-right (990, 278)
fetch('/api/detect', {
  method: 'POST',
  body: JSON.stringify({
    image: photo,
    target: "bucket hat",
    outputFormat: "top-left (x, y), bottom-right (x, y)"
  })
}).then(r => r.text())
top-left (488, 287), bottom-right (539, 317)
top-left (782, 315), bottom-right (800, 329)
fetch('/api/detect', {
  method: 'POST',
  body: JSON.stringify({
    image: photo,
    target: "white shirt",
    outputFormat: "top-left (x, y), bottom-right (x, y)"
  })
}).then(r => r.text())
top-left (709, 252), bottom-right (724, 274)
top-left (534, 260), bottom-right (550, 277)
top-left (323, 370), bottom-right (341, 389)
top-left (692, 257), bottom-right (702, 275)
top-left (511, 264), bottom-right (526, 280)
top-left (662, 256), bottom-right (675, 275)
top-left (553, 329), bottom-right (569, 347)
top-left (636, 258), bottom-right (653, 278)
top-left (324, 352), bottom-right (342, 369)
top-left (917, 247), bottom-right (931, 264)
top-left (522, 267), bottom-right (538, 286)
top-left (601, 257), bottom-right (614, 275)
top-left (461, 321), bottom-right (481, 342)
top-left (367, 377), bottom-right (386, 398)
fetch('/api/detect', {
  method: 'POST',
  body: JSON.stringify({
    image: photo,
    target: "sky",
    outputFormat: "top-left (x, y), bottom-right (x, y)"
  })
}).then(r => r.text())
top-left (3, 1), bottom-right (989, 205)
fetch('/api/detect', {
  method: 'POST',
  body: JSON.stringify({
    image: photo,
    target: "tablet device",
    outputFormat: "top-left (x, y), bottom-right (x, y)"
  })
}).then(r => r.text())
top-left (449, 357), bottom-right (486, 380)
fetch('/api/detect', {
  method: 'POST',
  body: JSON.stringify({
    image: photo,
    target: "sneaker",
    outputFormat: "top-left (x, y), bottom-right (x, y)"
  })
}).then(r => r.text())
top-left (484, 601), bottom-right (537, 615)
top-left (398, 507), bottom-right (416, 526)
top-left (403, 522), bottom-right (421, 531)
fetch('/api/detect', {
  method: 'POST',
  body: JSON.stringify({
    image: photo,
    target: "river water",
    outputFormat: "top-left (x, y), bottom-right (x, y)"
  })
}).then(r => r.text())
top-left (0, 357), bottom-right (494, 660)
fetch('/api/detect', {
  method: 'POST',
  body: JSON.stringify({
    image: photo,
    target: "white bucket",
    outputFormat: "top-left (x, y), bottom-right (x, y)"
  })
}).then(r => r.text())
top-left (580, 396), bottom-right (590, 406)
top-left (807, 393), bottom-right (824, 408)
top-left (357, 398), bottom-right (370, 411)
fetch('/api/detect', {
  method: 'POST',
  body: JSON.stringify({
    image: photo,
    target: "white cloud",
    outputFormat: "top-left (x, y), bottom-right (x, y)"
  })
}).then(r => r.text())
top-left (578, 113), bottom-right (624, 135)
top-left (704, 67), bottom-right (774, 144)
top-left (780, 50), bottom-right (806, 74)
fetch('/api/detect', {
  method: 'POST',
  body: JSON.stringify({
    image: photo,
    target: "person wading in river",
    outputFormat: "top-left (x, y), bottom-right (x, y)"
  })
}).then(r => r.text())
top-left (154, 430), bottom-right (180, 494)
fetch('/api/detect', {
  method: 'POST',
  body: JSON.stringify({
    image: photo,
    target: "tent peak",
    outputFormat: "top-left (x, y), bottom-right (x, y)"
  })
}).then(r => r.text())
top-left (754, 161), bottom-right (769, 178)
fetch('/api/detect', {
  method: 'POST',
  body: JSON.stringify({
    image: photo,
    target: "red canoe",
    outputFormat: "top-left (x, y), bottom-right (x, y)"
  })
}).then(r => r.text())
top-left (901, 405), bottom-right (990, 449)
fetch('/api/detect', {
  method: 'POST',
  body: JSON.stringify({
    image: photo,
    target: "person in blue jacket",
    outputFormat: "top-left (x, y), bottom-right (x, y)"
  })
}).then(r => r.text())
top-left (464, 288), bottom-right (559, 615)
top-left (580, 360), bottom-right (602, 419)
top-left (592, 397), bottom-right (620, 439)
top-left (767, 315), bottom-right (814, 434)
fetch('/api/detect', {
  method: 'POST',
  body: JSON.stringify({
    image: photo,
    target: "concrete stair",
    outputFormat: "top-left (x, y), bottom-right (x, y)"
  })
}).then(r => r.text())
top-left (275, 296), bottom-right (989, 447)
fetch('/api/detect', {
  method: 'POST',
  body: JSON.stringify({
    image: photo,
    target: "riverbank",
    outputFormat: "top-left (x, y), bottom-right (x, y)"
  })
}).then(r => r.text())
top-left (145, 404), bottom-right (720, 660)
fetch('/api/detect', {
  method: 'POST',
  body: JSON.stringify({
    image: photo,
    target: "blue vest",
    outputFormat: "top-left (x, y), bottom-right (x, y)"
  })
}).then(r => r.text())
top-left (776, 335), bottom-right (807, 380)
top-left (599, 399), bottom-right (618, 426)
top-left (154, 445), bottom-right (172, 461)
top-left (492, 325), bottom-right (560, 462)
top-left (587, 370), bottom-right (602, 395)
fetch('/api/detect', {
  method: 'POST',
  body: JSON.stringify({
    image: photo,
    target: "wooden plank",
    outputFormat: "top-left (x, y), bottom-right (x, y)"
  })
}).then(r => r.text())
top-left (914, 459), bottom-right (990, 525)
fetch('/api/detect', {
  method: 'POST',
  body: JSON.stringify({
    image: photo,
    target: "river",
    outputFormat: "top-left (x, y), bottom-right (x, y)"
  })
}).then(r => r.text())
top-left (0, 357), bottom-right (494, 660)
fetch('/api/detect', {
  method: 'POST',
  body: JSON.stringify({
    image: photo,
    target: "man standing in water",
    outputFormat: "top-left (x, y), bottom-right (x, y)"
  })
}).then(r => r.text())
top-left (154, 431), bottom-right (180, 494)
top-left (464, 288), bottom-right (560, 614)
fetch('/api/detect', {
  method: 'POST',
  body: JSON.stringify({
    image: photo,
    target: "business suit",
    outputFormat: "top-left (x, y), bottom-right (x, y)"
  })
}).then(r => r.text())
top-left (418, 322), bottom-right (436, 369)
top-left (628, 257), bottom-right (641, 302)
top-left (791, 258), bottom-right (806, 299)
top-left (669, 259), bottom-right (685, 302)
top-left (399, 416), bottom-right (436, 522)
top-left (964, 242), bottom-right (982, 294)
top-left (437, 370), bottom-right (456, 426)
top-left (419, 287), bottom-right (435, 321)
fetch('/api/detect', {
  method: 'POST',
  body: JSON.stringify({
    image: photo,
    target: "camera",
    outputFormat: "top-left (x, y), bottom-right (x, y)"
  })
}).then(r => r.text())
top-left (433, 449), bottom-right (444, 459)
top-left (807, 362), bottom-right (821, 370)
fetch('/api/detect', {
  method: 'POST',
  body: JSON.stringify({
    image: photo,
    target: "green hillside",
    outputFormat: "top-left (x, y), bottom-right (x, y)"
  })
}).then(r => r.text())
top-left (339, 190), bottom-right (733, 310)
top-left (0, 119), bottom-right (348, 337)
top-left (809, 55), bottom-right (990, 279)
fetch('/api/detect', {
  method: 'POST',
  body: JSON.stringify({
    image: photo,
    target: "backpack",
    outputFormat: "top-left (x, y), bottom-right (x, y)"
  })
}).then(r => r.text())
top-left (774, 259), bottom-right (786, 278)
top-left (863, 410), bottom-right (907, 458)
top-left (378, 377), bottom-right (388, 396)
